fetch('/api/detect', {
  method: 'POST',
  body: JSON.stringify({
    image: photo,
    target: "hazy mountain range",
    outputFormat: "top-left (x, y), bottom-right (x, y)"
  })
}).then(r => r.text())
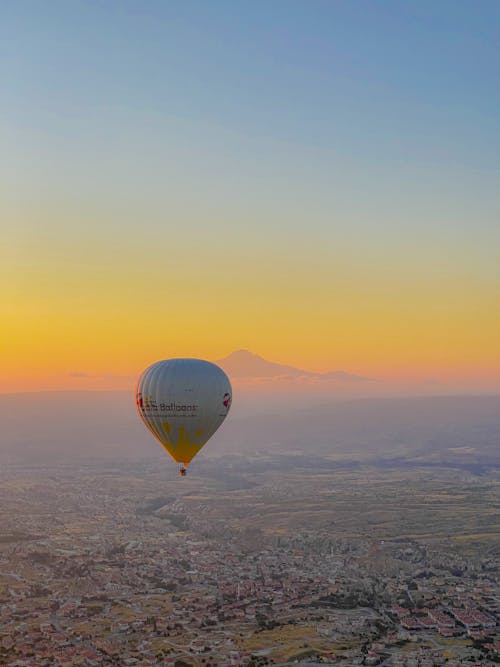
top-left (216, 350), bottom-right (372, 381)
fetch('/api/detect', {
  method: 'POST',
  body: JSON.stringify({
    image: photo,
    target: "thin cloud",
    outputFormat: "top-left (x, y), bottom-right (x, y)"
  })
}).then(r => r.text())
top-left (69, 372), bottom-right (136, 381)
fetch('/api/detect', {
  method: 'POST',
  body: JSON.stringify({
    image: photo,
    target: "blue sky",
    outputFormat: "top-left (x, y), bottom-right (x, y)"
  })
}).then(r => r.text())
top-left (4, 1), bottom-right (499, 151)
top-left (3, 1), bottom-right (499, 224)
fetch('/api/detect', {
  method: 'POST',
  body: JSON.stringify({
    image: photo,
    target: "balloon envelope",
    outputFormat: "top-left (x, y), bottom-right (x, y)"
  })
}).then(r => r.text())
top-left (136, 359), bottom-right (232, 468)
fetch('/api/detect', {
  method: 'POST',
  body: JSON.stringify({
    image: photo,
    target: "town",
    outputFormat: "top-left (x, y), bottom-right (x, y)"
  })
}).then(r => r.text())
top-left (0, 461), bottom-right (498, 666)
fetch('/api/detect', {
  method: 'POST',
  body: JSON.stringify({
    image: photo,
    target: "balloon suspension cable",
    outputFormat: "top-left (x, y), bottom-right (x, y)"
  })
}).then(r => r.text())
top-left (179, 463), bottom-right (187, 477)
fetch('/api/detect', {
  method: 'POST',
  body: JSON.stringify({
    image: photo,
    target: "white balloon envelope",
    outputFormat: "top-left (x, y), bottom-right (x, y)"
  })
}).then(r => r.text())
top-left (136, 358), bottom-right (232, 475)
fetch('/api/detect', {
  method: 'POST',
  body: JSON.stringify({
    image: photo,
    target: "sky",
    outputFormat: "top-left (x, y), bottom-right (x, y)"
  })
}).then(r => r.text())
top-left (1, 0), bottom-right (499, 393)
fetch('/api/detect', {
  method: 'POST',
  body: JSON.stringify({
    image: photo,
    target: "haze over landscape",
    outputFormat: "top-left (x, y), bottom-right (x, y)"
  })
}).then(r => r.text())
top-left (1, 1), bottom-right (500, 666)
top-left (1, 350), bottom-right (500, 470)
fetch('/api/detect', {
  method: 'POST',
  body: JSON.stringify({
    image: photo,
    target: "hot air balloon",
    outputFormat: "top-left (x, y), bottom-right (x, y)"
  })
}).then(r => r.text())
top-left (135, 359), bottom-right (232, 476)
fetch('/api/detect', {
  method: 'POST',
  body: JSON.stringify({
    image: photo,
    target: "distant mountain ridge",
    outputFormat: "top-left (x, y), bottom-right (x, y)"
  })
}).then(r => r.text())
top-left (216, 350), bottom-right (373, 381)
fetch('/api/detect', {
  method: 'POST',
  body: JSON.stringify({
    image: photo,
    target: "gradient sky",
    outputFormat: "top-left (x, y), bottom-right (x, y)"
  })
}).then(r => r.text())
top-left (2, 0), bottom-right (499, 393)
